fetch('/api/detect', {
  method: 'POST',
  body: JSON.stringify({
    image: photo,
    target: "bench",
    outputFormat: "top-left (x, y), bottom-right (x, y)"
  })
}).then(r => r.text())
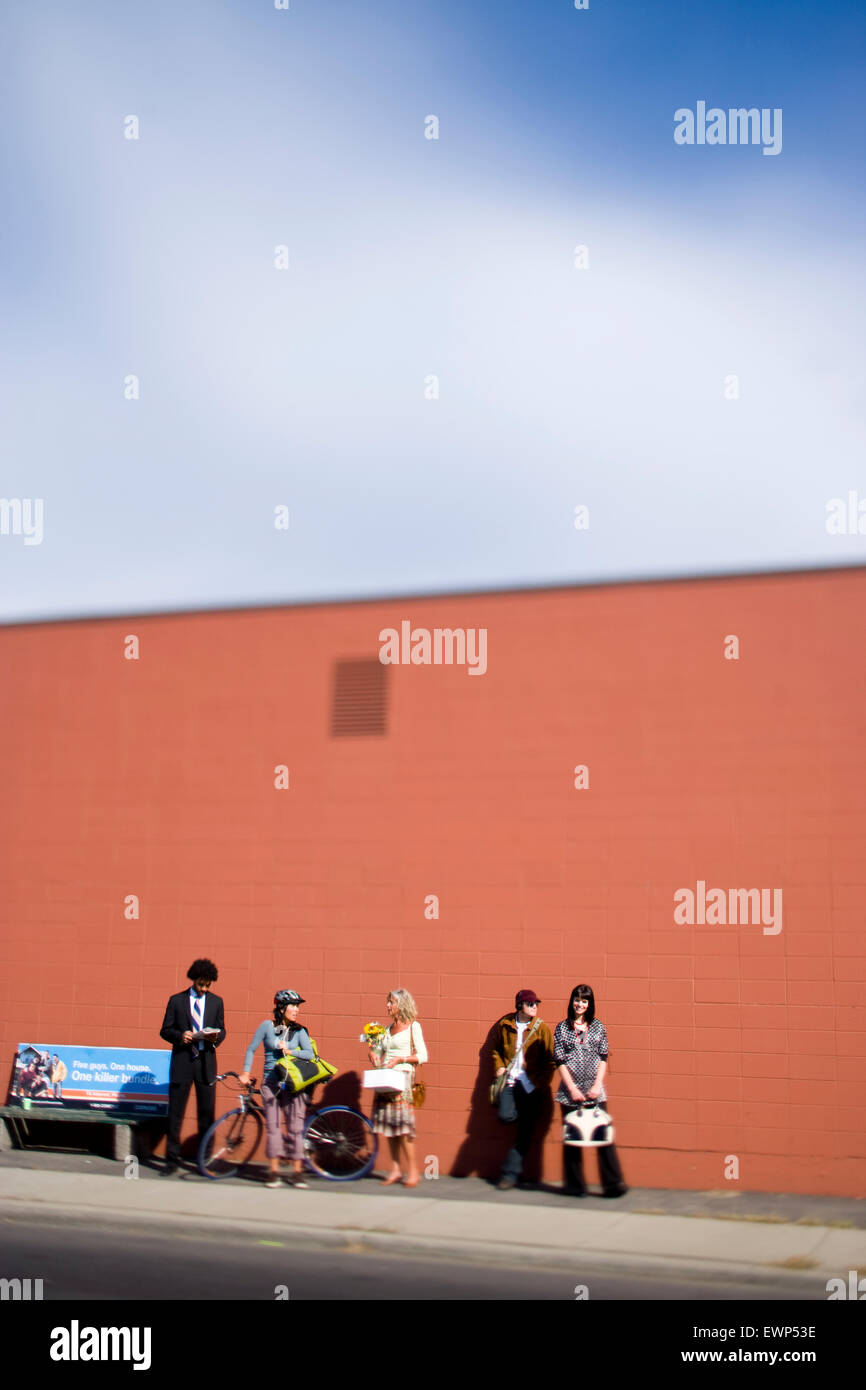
top-left (0, 1104), bottom-right (164, 1161)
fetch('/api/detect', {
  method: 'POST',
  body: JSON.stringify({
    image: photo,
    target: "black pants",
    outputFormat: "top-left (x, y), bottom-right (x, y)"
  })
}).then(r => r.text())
top-left (560, 1104), bottom-right (626, 1194)
top-left (501, 1081), bottom-right (543, 1180)
top-left (166, 1055), bottom-right (215, 1163)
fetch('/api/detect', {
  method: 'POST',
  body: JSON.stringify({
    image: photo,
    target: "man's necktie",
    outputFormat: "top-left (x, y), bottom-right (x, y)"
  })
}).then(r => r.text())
top-left (191, 997), bottom-right (202, 1054)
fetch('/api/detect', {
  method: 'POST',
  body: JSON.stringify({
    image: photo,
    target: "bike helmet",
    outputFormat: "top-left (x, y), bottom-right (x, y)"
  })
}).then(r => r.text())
top-left (274, 989), bottom-right (305, 1008)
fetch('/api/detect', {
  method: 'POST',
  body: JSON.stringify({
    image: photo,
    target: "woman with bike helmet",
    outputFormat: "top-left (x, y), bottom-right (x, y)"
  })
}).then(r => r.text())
top-left (239, 989), bottom-right (314, 1188)
top-left (553, 984), bottom-right (628, 1198)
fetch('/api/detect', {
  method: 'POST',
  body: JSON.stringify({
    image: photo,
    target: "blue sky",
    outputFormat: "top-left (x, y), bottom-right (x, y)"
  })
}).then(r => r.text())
top-left (1, 0), bottom-right (864, 622)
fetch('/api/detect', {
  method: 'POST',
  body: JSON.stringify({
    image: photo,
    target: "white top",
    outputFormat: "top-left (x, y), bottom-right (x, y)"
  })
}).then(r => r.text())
top-left (188, 988), bottom-right (205, 1030)
top-left (510, 1018), bottom-right (535, 1094)
top-left (377, 1022), bottom-right (428, 1076)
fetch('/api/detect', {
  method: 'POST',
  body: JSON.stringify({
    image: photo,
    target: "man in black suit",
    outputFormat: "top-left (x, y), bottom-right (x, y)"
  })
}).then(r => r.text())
top-left (159, 958), bottom-right (226, 1173)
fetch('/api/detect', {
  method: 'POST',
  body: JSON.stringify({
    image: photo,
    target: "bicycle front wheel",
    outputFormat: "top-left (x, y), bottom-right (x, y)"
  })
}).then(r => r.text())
top-left (198, 1107), bottom-right (264, 1179)
top-left (304, 1105), bottom-right (378, 1182)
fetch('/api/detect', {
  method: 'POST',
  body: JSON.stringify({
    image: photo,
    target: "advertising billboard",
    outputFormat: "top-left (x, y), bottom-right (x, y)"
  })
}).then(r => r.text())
top-left (9, 1043), bottom-right (170, 1114)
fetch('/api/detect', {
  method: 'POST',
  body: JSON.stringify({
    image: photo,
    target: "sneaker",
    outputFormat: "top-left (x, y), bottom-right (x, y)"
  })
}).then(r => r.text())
top-left (497, 1175), bottom-right (518, 1191)
top-left (265, 1176), bottom-right (282, 1188)
top-left (289, 1175), bottom-right (309, 1189)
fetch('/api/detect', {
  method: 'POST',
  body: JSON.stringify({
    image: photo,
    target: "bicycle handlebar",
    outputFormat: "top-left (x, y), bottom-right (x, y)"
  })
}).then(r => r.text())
top-left (216, 1071), bottom-right (259, 1092)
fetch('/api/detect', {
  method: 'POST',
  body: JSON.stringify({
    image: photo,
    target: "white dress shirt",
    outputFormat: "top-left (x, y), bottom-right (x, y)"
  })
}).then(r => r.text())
top-left (510, 1018), bottom-right (535, 1094)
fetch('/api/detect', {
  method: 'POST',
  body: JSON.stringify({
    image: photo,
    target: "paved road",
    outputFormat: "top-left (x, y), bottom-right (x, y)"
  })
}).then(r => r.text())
top-left (0, 1211), bottom-right (819, 1301)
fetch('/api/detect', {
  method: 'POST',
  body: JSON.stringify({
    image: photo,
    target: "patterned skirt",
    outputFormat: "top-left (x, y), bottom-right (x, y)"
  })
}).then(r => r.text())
top-left (371, 1091), bottom-right (416, 1138)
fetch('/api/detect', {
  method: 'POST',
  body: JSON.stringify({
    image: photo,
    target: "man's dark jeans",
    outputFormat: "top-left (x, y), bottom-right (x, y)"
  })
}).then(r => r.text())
top-left (501, 1080), bottom-right (543, 1181)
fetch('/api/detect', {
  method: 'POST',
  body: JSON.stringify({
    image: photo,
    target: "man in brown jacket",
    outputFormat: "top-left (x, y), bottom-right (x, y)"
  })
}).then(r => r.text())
top-left (491, 989), bottom-right (554, 1190)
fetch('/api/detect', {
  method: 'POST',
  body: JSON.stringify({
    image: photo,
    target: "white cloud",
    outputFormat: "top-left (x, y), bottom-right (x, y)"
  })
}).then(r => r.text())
top-left (2, 8), bottom-right (864, 621)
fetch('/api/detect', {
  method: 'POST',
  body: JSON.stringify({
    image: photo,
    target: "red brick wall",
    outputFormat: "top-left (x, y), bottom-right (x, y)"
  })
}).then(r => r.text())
top-left (2, 569), bottom-right (864, 1195)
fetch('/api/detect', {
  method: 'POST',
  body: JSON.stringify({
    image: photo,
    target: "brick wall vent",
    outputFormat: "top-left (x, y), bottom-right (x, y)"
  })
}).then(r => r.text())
top-left (330, 658), bottom-right (388, 736)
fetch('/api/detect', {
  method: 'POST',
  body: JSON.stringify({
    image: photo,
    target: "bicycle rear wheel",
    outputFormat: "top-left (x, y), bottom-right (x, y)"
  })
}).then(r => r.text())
top-left (199, 1107), bottom-right (264, 1179)
top-left (304, 1105), bottom-right (378, 1182)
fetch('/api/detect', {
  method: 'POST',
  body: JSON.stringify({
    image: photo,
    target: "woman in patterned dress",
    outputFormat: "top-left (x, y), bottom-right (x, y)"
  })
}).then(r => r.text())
top-left (553, 984), bottom-right (628, 1198)
top-left (368, 988), bottom-right (428, 1188)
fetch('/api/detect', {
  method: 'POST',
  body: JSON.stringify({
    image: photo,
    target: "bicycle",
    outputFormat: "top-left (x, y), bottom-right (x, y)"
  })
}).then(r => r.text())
top-left (198, 1072), bottom-right (378, 1182)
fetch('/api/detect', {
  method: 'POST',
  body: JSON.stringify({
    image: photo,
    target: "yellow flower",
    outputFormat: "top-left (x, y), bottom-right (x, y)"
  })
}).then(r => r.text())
top-left (360, 1021), bottom-right (387, 1044)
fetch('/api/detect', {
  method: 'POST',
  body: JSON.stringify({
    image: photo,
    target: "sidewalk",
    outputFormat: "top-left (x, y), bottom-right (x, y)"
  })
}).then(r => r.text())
top-left (2, 1153), bottom-right (864, 1288)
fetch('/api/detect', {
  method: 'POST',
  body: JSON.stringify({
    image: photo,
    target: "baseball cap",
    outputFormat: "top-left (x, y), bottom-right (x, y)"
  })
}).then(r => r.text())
top-left (515, 989), bottom-right (541, 1007)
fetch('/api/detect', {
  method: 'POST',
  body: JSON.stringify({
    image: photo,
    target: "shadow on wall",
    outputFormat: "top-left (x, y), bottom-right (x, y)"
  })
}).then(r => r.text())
top-left (452, 1021), bottom-right (555, 1183)
top-left (317, 1071), bottom-right (364, 1111)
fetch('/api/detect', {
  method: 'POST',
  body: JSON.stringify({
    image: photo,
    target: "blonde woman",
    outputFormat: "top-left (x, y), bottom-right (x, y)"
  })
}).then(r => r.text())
top-left (368, 988), bottom-right (428, 1187)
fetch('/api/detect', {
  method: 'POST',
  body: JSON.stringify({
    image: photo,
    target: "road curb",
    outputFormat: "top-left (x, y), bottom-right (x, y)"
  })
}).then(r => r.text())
top-left (0, 1196), bottom-right (836, 1293)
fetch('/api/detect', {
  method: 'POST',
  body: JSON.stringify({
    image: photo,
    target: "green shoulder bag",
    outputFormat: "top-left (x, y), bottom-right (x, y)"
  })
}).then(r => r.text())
top-left (275, 1036), bottom-right (338, 1094)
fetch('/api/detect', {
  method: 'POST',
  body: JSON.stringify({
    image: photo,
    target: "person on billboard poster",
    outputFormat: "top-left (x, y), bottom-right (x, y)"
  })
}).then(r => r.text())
top-left (12, 1046), bottom-right (58, 1101)
top-left (159, 958), bottom-right (226, 1174)
top-left (16, 1062), bottom-right (34, 1097)
top-left (11, 1051), bottom-right (26, 1096)
top-left (26, 1065), bottom-right (53, 1100)
top-left (50, 1054), bottom-right (67, 1099)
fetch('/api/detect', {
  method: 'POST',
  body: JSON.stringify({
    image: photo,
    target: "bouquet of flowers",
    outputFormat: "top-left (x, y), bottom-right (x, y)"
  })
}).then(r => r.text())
top-left (360, 1021), bottom-right (387, 1048)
